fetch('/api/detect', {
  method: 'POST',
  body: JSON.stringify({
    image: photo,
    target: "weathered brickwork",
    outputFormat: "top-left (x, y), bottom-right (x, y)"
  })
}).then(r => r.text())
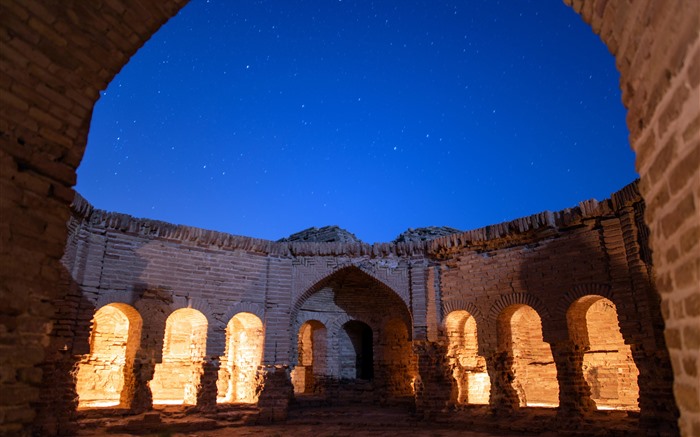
top-left (0, 1), bottom-right (698, 435)
top-left (34, 182), bottom-right (675, 435)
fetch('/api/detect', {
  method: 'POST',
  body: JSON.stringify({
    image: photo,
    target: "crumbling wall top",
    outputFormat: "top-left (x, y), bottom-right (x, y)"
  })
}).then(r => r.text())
top-left (69, 180), bottom-right (642, 259)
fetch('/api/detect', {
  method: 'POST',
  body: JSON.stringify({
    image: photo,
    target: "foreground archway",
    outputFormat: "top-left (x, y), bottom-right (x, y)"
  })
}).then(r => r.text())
top-left (568, 296), bottom-right (640, 411)
top-left (498, 304), bottom-right (559, 407)
top-left (75, 304), bottom-right (142, 408)
top-left (150, 308), bottom-right (208, 405)
top-left (217, 312), bottom-right (264, 403)
top-left (445, 310), bottom-right (490, 405)
top-left (1, 1), bottom-right (697, 434)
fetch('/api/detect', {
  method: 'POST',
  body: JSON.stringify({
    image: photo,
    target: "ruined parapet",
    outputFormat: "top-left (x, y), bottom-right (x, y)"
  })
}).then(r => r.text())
top-left (393, 226), bottom-right (463, 244)
top-left (428, 180), bottom-right (644, 256)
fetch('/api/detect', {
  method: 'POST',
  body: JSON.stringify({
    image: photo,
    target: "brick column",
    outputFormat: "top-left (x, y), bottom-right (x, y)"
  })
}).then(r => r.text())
top-left (257, 366), bottom-right (293, 422)
top-left (631, 345), bottom-right (681, 434)
top-left (36, 352), bottom-right (80, 436)
top-left (550, 340), bottom-right (595, 416)
top-left (409, 262), bottom-right (429, 341)
top-left (195, 358), bottom-right (220, 411)
top-left (485, 351), bottom-right (519, 413)
top-left (128, 357), bottom-right (156, 414)
top-left (617, 205), bottom-right (680, 433)
top-left (119, 357), bottom-right (140, 410)
top-left (413, 341), bottom-right (454, 419)
top-left (35, 278), bottom-right (93, 435)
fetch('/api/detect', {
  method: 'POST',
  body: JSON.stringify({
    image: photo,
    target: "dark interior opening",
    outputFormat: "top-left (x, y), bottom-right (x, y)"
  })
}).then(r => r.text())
top-left (344, 321), bottom-right (374, 381)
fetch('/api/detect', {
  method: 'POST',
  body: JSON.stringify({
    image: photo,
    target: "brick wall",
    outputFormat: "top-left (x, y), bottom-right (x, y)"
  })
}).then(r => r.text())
top-left (51, 182), bottom-right (679, 433)
top-left (432, 181), bottom-right (677, 428)
top-left (563, 1), bottom-right (700, 434)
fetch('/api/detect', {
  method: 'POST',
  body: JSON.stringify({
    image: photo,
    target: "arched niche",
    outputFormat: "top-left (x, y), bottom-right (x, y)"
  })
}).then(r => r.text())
top-left (498, 304), bottom-right (559, 407)
top-left (150, 308), bottom-right (208, 405)
top-left (75, 303), bottom-right (142, 408)
top-left (291, 320), bottom-right (328, 395)
top-left (445, 310), bottom-right (490, 405)
top-left (217, 312), bottom-right (264, 403)
top-left (567, 295), bottom-right (640, 411)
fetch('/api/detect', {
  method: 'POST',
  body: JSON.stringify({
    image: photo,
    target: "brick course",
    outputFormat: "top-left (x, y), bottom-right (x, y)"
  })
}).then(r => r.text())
top-left (41, 181), bottom-right (678, 434)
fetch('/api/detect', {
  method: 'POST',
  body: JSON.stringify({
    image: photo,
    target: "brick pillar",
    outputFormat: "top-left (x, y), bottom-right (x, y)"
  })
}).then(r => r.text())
top-left (196, 358), bottom-right (220, 411)
top-left (485, 351), bottom-right (519, 413)
top-left (128, 357), bottom-right (155, 414)
top-left (413, 341), bottom-right (454, 419)
top-left (550, 340), bottom-right (595, 416)
top-left (257, 366), bottom-right (293, 422)
top-left (119, 358), bottom-right (139, 410)
top-left (616, 204), bottom-right (679, 434)
top-left (131, 290), bottom-right (170, 413)
top-left (632, 345), bottom-right (680, 435)
top-left (35, 278), bottom-right (92, 436)
top-left (35, 352), bottom-right (80, 436)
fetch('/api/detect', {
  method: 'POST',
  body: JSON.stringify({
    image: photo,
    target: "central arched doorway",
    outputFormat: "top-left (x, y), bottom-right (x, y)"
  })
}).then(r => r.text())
top-left (291, 266), bottom-right (416, 403)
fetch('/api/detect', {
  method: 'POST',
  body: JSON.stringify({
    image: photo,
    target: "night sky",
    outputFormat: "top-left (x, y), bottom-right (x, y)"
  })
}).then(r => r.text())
top-left (76, 0), bottom-right (637, 244)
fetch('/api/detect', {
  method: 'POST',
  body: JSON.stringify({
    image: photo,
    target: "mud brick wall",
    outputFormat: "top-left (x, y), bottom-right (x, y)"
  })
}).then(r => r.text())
top-left (2, 175), bottom-right (668, 436)
top-left (55, 182), bottom-right (678, 431)
top-left (431, 182), bottom-right (678, 425)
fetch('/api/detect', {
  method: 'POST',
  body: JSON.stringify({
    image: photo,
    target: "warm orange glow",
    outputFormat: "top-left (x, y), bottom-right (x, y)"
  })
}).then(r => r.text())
top-left (216, 312), bottom-right (264, 403)
top-left (445, 311), bottom-right (490, 404)
top-left (568, 296), bottom-right (640, 411)
top-left (380, 318), bottom-right (416, 397)
top-left (291, 320), bottom-right (327, 394)
top-left (75, 303), bottom-right (142, 408)
top-left (150, 308), bottom-right (208, 405)
top-left (499, 305), bottom-right (559, 408)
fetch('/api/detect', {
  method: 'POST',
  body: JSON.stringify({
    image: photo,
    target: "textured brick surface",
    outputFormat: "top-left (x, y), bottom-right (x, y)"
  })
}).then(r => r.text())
top-left (49, 183), bottom-right (678, 434)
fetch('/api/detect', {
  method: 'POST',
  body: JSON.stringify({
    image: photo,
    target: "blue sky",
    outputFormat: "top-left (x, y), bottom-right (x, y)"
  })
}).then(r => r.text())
top-left (77, 0), bottom-right (637, 243)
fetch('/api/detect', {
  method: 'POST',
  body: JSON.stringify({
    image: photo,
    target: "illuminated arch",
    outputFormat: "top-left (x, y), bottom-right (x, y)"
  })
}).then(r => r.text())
top-left (217, 312), bottom-right (264, 403)
top-left (498, 304), bottom-right (559, 407)
top-left (291, 265), bottom-right (411, 324)
top-left (150, 308), bottom-right (208, 405)
top-left (444, 310), bottom-right (490, 405)
top-left (75, 303), bottom-right (142, 408)
top-left (567, 295), bottom-right (639, 411)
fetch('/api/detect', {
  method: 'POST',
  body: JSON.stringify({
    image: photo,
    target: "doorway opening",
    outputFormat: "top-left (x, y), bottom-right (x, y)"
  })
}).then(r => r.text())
top-left (445, 310), bottom-right (490, 405)
top-left (498, 304), bottom-right (559, 407)
top-left (150, 308), bottom-right (208, 405)
top-left (567, 296), bottom-right (640, 410)
top-left (341, 320), bottom-right (374, 381)
top-left (291, 320), bottom-right (328, 394)
top-left (75, 304), bottom-right (142, 408)
top-left (217, 312), bottom-right (264, 403)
